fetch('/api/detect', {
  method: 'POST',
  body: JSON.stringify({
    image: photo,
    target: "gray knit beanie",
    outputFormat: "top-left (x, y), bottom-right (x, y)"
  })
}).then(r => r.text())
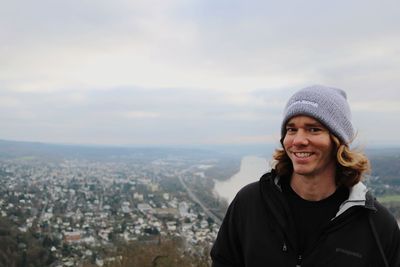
top-left (281, 85), bottom-right (354, 144)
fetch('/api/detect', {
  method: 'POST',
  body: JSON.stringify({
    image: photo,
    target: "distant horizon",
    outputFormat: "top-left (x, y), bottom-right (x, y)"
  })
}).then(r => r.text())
top-left (1, 137), bottom-right (400, 151)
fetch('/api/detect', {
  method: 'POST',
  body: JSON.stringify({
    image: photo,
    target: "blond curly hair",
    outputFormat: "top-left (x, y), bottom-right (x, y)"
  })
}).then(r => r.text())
top-left (272, 134), bottom-right (370, 187)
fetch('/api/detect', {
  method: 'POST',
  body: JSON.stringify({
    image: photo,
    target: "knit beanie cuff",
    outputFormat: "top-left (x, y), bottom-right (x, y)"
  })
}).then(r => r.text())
top-left (281, 85), bottom-right (354, 144)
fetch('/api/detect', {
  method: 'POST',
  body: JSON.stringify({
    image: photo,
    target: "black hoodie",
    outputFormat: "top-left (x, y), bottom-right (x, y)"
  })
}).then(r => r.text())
top-left (211, 171), bottom-right (400, 267)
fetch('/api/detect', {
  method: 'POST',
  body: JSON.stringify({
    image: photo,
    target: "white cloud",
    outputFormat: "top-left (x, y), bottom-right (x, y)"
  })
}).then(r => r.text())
top-left (352, 101), bottom-right (400, 112)
top-left (0, 97), bottom-right (22, 108)
top-left (0, 0), bottom-right (399, 145)
top-left (202, 134), bottom-right (278, 145)
top-left (122, 111), bottom-right (161, 119)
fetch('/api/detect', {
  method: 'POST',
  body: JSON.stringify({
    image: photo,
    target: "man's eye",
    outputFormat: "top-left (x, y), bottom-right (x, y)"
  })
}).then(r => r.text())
top-left (286, 127), bottom-right (296, 133)
top-left (309, 128), bottom-right (321, 133)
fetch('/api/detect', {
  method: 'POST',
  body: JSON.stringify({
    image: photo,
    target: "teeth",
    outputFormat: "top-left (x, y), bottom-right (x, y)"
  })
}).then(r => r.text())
top-left (294, 152), bottom-right (312, 158)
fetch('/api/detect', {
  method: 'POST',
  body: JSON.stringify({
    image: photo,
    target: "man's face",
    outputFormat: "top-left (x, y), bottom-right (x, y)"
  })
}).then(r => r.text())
top-left (283, 115), bottom-right (336, 178)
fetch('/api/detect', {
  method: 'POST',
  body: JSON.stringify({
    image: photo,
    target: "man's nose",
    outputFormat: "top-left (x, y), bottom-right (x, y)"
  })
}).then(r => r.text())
top-left (292, 129), bottom-right (309, 146)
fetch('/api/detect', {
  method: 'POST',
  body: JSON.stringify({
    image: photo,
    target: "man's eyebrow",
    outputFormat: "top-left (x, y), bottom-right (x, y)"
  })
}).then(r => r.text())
top-left (304, 122), bottom-right (324, 127)
top-left (285, 122), bottom-right (325, 127)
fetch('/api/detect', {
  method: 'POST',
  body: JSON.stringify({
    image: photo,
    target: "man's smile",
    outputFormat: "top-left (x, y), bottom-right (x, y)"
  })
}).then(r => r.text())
top-left (293, 152), bottom-right (313, 158)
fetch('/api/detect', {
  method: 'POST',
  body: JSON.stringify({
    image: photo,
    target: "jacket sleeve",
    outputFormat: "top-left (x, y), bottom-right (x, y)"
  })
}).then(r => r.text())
top-left (386, 214), bottom-right (400, 267)
top-left (373, 201), bottom-right (400, 267)
top-left (210, 195), bottom-right (244, 267)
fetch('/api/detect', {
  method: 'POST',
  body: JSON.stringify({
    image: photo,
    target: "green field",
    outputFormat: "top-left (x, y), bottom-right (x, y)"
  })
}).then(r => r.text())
top-left (378, 194), bottom-right (400, 203)
top-left (15, 156), bottom-right (36, 161)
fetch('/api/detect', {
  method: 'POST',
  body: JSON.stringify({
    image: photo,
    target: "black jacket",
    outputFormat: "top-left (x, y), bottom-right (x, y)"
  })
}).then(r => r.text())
top-left (211, 171), bottom-right (400, 267)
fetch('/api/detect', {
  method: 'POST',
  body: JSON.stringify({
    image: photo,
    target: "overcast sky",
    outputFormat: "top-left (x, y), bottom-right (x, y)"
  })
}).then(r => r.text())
top-left (1, 0), bottom-right (399, 147)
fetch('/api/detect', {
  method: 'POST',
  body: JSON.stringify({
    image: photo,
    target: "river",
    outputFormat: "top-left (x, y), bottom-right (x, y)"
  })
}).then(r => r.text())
top-left (214, 155), bottom-right (270, 204)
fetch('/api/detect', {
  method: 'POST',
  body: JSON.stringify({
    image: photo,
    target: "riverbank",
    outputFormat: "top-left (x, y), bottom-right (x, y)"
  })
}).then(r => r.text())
top-left (214, 156), bottom-right (270, 203)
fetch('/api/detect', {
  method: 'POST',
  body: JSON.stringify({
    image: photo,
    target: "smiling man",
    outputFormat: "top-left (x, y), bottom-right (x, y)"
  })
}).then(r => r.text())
top-left (211, 85), bottom-right (400, 266)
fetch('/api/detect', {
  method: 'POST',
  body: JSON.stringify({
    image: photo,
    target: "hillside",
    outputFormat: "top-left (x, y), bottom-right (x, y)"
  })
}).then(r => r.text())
top-left (367, 148), bottom-right (400, 185)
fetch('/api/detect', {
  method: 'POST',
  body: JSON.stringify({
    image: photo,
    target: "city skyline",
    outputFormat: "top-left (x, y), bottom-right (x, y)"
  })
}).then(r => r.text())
top-left (1, 0), bottom-right (400, 146)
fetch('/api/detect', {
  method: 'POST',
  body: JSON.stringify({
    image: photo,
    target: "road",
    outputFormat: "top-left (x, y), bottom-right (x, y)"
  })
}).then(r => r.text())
top-left (178, 174), bottom-right (222, 225)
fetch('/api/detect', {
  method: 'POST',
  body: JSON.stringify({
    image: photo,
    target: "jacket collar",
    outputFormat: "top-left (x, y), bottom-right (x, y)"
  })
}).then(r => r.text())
top-left (267, 171), bottom-right (376, 217)
top-left (336, 181), bottom-right (376, 217)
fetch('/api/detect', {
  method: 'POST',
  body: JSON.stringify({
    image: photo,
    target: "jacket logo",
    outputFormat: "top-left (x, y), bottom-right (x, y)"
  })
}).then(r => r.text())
top-left (336, 248), bottom-right (363, 259)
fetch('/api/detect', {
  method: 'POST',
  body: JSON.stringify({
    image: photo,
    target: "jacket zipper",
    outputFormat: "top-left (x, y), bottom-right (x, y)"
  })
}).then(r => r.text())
top-left (296, 254), bottom-right (302, 267)
top-left (281, 241), bottom-right (301, 267)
